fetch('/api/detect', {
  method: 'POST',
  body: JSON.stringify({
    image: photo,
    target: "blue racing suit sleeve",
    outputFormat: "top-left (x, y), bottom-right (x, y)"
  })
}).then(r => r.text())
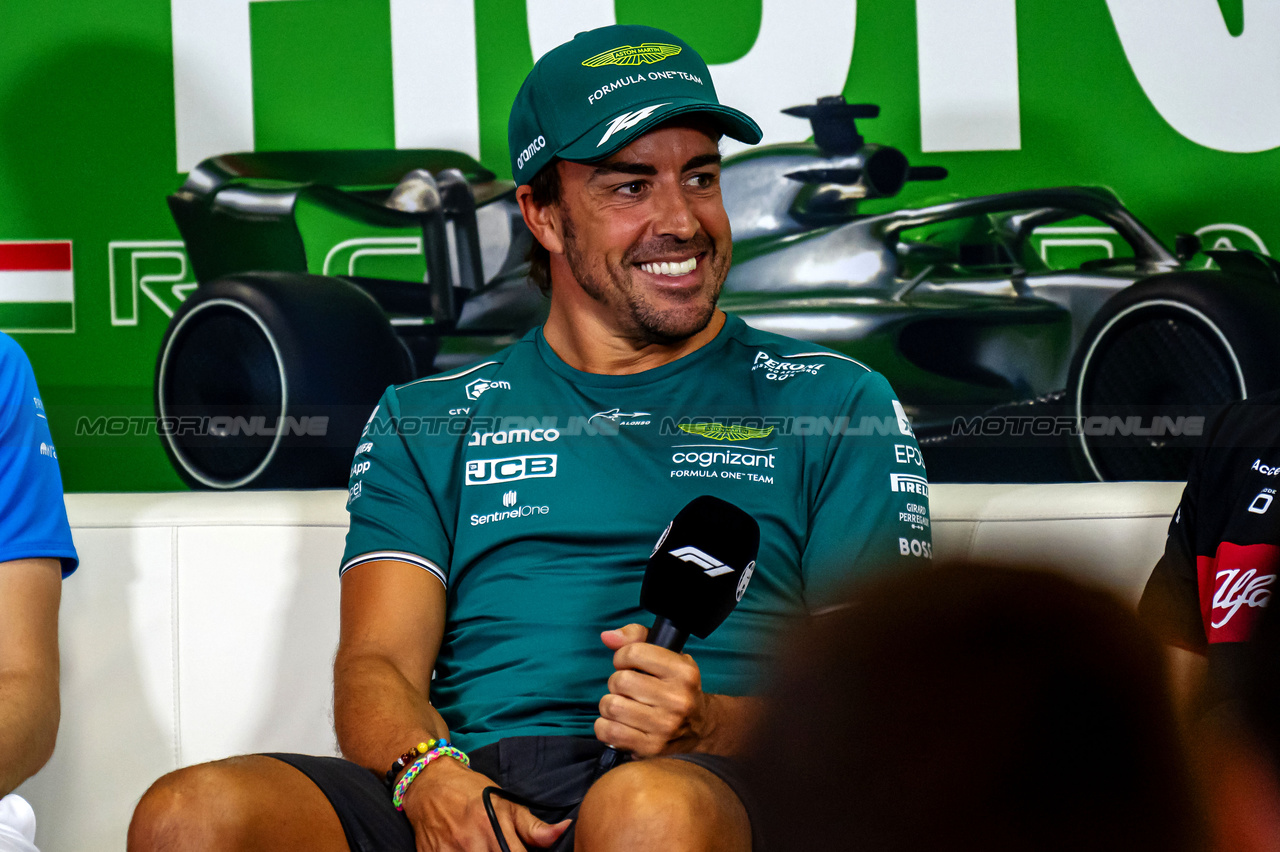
top-left (0, 333), bottom-right (78, 576)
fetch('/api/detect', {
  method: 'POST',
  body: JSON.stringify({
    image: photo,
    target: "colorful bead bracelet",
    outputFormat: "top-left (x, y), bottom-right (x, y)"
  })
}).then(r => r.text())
top-left (392, 745), bottom-right (471, 810)
top-left (385, 739), bottom-right (442, 789)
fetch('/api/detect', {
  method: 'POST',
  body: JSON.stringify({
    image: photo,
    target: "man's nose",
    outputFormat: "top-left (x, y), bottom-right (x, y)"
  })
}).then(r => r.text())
top-left (652, 183), bottom-right (699, 241)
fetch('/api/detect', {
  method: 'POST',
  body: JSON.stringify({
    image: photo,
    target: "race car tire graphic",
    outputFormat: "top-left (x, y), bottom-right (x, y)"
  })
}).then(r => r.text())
top-left (1069, 271), bottom-right (1280, 481)
top-left (155, 272), bottom-right (411, 490)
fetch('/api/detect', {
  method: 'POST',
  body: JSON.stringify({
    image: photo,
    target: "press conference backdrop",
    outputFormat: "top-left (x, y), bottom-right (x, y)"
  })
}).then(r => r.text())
top-left (2, 0), bottom-right (1274, 490)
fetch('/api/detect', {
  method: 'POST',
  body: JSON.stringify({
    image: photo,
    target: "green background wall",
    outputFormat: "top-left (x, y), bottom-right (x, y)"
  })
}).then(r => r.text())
top-left (2, 0), bottom-right (1274, 490)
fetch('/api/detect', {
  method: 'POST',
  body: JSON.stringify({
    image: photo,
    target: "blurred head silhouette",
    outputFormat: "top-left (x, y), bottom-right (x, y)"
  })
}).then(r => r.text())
top-left (1195, 589), bottom-right (1280, 851)
top-left (747, 564), bottom-right (1203, 852)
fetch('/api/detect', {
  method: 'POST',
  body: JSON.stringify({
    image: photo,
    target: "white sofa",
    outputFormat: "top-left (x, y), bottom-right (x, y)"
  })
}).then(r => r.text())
top-left (16, 481), bottom-right (1185, 851)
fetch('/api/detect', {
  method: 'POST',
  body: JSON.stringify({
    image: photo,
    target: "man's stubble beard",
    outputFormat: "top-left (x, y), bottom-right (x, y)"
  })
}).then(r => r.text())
top-left (560, 214), bottom-right (729, 346)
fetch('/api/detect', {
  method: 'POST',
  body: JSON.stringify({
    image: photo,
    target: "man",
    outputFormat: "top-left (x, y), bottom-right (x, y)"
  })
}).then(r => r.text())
top-left (747, 565), bottom-right (1200, 852)
top-left (1139, 389), bottom-right (1280, 708)
top-left (130, 25), bottom-right (930, 851)
top-left (0, 331), bottom-right (78, 852)
top-left (1193, 582), bottom-right (1280, 851)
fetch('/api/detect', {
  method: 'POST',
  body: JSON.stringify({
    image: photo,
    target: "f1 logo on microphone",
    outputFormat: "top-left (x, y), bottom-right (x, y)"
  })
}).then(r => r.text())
top-left (671, 546), bottom-right (734, 577)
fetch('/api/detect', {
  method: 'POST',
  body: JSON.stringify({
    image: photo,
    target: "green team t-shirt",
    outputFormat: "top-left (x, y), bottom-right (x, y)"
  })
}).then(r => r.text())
top-left (342, 313), bottom-right (931, 751)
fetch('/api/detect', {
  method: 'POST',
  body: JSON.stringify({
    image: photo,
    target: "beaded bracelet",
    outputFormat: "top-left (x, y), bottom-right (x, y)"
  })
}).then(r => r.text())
top-left (392, 745), bottom-right (471, 811)
top-left (384, 739), bottom-right (442, 790)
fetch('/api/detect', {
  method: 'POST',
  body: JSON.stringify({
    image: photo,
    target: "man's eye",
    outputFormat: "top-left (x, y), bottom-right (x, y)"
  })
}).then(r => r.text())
top-left (687, 173), bottom-right (716, 188)
top-left (620, 181), bottom-right (646, 195)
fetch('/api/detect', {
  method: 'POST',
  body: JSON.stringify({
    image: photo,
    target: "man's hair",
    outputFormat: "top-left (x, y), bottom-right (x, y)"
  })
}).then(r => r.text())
top-left (525, 161), bottom-right (562, 296)
top-left (746, 564), bottom-right (1204, 852)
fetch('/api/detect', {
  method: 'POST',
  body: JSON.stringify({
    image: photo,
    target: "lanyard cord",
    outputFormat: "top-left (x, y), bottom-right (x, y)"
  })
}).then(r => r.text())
top-left (481, 748), bottom-right (629, 849)
top-left (482, 787), bottom-right (581, 852)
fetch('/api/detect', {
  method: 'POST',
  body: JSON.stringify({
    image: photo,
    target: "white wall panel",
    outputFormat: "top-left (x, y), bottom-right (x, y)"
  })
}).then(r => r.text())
top-left (916, 0), bottom-right (1021, 151)
top-left (15, 527), bottom-right (177, 852)
top-left (1106, 0), bottom-right (1280, 153)
top-left (176, 525), bottom-right (343, 765)
top-left (391, 0), bottom-right (481, 157)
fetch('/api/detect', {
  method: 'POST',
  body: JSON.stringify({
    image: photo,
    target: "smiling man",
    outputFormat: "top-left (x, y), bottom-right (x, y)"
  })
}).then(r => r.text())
top-left (529, 122), bottom-right (730, 368)
top-left (129, 25), bottom-right (930, 852)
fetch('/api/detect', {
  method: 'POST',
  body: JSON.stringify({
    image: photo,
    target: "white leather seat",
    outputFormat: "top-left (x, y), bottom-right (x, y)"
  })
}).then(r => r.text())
top-left (931, 481), bottom-right (1184, 604)
top-left (16, 482), bottom-right (1184, 851)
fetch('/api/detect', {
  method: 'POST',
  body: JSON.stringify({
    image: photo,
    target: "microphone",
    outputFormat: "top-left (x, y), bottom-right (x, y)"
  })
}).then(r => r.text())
top-left (597, 495), bottom-right (760, 773)
top-left (640, 495), bottom-right (761, 652)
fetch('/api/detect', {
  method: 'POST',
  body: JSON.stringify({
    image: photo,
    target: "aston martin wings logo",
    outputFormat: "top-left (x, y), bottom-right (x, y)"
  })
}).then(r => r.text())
top-left (677, 423), bottom-right (774, 441)
top-left (582, 43), bottom-right (682, 67)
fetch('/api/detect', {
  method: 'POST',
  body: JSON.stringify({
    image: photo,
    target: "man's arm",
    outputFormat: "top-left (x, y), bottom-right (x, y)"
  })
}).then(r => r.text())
top-left (0, 557), bottom-right (61, 798)
top-left (1165, 645), bottom-right (1208, 721)
top-left (334, 559), bottom-right (567, 851)
top-left (333, 560), bottom-right (449, 767)
top-left (1138, 490), bottom-right (1206, 656)
top-left (1138, 458), bottom-right (1211, 720)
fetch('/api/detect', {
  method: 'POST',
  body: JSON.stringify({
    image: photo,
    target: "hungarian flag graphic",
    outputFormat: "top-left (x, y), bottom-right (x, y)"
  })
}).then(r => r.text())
top-left (0, 241), bottom-right (75, 332)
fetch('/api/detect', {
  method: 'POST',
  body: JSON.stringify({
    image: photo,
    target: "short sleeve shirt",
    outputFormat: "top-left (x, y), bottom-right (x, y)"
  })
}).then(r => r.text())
top-left (0, 333), bottom-right (77, 575)
top-left (342, 314), bottom-right (930, 750)
top-left (1140, 389), bottom-right (1280, 655)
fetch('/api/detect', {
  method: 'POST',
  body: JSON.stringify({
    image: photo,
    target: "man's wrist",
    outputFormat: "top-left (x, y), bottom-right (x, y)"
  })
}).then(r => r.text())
top-left (400, 749), bottom-right (474, 811)
top-left (385, 737), bottom-right (446, 789)
top-left (392, 742), bottom-right (472, 809)
top-left (692, 693), bottom-right (762, 756)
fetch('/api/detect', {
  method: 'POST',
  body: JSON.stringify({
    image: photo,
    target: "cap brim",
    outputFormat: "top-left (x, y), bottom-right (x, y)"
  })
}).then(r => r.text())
top-left (556, 97), bottom-right (763, 163)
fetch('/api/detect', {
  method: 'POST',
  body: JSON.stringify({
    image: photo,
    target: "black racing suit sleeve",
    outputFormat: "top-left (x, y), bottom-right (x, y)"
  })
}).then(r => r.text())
top-left (1138, 455), bottom-right (1207, 654)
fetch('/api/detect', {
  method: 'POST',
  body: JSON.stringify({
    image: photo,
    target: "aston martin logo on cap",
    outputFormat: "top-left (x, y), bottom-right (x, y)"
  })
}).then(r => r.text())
top-left (582, 43), bottom-right (682, 67)
top-left (678, 423), bottom-right (775, 441)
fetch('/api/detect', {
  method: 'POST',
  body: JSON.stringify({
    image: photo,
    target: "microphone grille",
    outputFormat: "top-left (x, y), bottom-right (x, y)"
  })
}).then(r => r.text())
top-left (641, 496), bottom-right (760, 639)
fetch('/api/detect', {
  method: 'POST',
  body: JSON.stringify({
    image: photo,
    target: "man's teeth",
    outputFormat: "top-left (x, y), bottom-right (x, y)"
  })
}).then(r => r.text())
top-left (640, 257), bottom-right (697, 276)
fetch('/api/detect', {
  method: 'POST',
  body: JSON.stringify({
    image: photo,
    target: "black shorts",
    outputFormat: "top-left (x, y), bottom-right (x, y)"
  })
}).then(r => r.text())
top-left (267, 736), bottom-right (761, 851)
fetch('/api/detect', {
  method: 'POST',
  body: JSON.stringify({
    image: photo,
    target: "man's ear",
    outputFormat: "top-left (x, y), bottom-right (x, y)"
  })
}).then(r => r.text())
top-left (516, 184), bottom-right (565, 255)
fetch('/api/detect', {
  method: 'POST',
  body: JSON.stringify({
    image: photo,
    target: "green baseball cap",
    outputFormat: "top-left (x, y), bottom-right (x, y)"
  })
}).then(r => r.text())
top-left (508, 25), bottom-right (762, 185)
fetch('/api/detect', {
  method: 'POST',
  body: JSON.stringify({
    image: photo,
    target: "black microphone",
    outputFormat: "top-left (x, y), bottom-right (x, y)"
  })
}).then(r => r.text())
top-left (640, 495), bottom-right (761, 652)
top-left (597, 495), bottom-right (760, 773)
